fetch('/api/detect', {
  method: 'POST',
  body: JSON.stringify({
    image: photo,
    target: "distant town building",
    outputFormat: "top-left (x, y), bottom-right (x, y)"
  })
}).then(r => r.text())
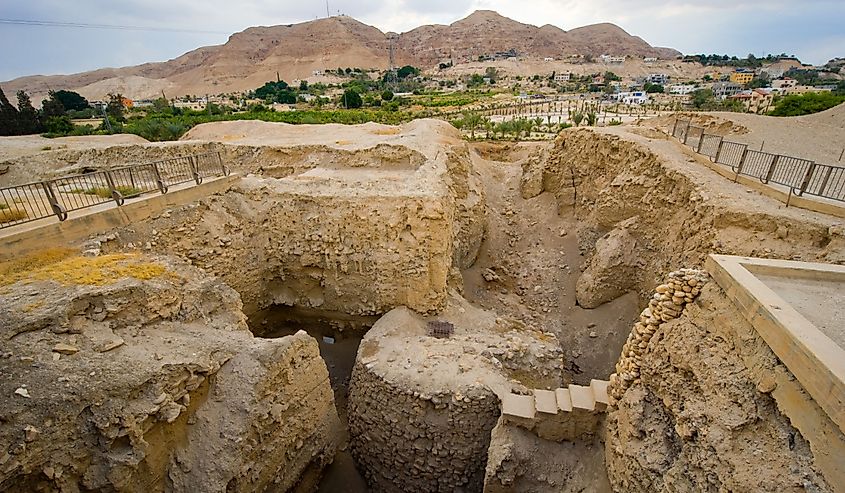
top-left (647, 73), bottom-right (670, 85)
top-left (771, 78), bottom-right (798, 90)
top-left (730, 70), bottom-right (755, 85)
top-left (600, 55), bottom-right (626, 64)
top-left (712, 82), bottom-right (743, 100)
top-left (643, 57), bottom-right (658, 63)
top-left (668, 84), bottom-right (697, 95)
top-left (554, 72), bottom-right (572, 82)
top-left (729, 88), bottom-right (773, 114)
top-left (614, 91), bottom-right (649, 105)
top-left (543, 57), bottom-right (555, 62)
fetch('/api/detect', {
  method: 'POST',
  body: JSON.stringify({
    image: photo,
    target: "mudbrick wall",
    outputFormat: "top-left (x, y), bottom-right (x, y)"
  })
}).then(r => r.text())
top-left (0, 254), bottom-right (341, 492)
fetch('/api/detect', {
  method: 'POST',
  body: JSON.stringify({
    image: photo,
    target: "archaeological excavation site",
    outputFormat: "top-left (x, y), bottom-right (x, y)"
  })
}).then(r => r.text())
top-left (1, 113), bottom-right (844, 492)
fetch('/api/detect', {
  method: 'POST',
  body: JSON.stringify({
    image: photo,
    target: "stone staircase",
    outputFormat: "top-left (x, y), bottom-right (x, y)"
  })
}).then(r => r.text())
top-left (499, 379), bottom-right (609, 442)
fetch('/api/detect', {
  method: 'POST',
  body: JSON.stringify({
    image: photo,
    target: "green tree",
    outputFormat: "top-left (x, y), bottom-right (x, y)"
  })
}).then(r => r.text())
top-left (0, 86), bottom-right (20, 136)
top-left (769, 92), bottom-right (845, 116)
top-left (16, 91), bottom-right (41, 134)
top-left (53, 90), bottom-right (90, 111)
top-left (571, 111), bottom-right (584, 127)
top-left (644, 83), bottom-right (664, 94)
top-left (690, 88), bottom-right (716, 109)
top-left (41, 91), bottom-right (66, 119)
top-left (461, 111), bottom-right (484, 139)
top-left (604, 71), bottom-right (621, 82)
top-left (341, 89), bottom-right (363, 109)
top-left (586, 111), bottom-right (597, 126)
top-left (381, 90), bottom-right (394, 101)
top-left (106, 93), bottom-right (126, 123)
top-left (397, 65), bottom-right (420, 79)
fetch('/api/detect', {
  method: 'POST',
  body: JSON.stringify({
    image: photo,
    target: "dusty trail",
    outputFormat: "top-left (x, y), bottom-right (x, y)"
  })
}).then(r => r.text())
top-left (462, 143), bottom-right (639, 383)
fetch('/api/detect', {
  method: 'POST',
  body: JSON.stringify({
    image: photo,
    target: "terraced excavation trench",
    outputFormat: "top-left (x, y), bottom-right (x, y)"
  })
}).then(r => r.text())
top-left (1, 120), bottom-right (842, 492)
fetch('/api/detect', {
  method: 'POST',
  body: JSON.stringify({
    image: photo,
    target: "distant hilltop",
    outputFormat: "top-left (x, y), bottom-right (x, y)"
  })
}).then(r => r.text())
top-left (2, 10), bottom-right (680, 101)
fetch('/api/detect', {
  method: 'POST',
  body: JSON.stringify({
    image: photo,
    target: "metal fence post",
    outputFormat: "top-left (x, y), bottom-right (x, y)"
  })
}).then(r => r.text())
top-left (735, 147), bottom-right (749, 181)
top-left (104, 170), bottom-right (124, 206)
top-left (696, 133), bottom-right (705, 153)
top-left (671, 119), bottom-right (679, 137)
top-left (797, 162), bottom-right (816, 197)
top-left (41, 181), bottom-right (68, 221)
top-left (152, 162), bottom-right (168, 194)
top-left (818, 166), bottom-right (833, 196)
top-left (682, 121), bottom-right (691, 145)
top-left (762, 155), bottom-right (779, 184)
top-left (713, 137), bottom-right (724, 163)
top-left (189, 156), bottom-right (202, 185)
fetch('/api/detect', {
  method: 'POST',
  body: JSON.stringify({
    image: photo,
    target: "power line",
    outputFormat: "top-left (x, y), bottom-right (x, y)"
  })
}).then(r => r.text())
top-left (0, 18), bottom-right (229, 35)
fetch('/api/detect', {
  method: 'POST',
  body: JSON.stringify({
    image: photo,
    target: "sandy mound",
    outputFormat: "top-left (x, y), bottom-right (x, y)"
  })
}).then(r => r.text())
top-left (800, 101), bottom-right (845, 128)
top-left (0, 134), bottom-right (149, 164)
top-left (180, 118), bottom-right (463, 150)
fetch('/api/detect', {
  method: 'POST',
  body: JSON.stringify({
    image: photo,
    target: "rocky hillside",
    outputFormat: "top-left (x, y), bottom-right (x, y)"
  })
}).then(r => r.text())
top-left (2, 10), bottom-right (678, 101)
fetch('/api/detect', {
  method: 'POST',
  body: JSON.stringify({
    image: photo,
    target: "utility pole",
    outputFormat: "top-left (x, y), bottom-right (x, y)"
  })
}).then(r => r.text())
top-left (326, 0), bottom-right (330, 17)
top-left (206, 93), bottom-right (211, 116)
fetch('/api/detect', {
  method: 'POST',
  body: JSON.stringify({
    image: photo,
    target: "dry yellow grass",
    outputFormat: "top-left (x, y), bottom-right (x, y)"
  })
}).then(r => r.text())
top-left (0, 249), bottom-right (166, 287)
top-left (0, 208), bottom-right (28, 223)
top-left (371, 128), bottom-right (401, 136)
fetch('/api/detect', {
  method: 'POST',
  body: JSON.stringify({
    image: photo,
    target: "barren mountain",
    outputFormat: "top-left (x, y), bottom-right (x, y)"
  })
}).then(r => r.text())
top-left (2, 10), bottom-right (679, 102)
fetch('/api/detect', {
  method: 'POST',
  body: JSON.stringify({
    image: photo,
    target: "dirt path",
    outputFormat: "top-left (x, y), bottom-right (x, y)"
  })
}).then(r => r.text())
top-left (462, 143), bottom-right (639, 384)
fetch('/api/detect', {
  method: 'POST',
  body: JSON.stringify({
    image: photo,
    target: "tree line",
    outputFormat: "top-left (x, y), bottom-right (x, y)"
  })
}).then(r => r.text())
top-left (0, 87), bottom-right (127, 136)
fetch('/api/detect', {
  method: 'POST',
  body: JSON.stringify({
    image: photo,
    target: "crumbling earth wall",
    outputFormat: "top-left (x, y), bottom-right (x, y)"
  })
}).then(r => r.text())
top-left (97, 120), bottom-right (486, 317)
top-left (522, 127), bottom-right (845, 309)
top-left (0, 254), bottom-right (340, 492)
top-left (604, 280), bottom-right (835, 492)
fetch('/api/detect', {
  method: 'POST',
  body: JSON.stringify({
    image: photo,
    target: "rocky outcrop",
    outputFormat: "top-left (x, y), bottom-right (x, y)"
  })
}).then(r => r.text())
top-left (575, 218), bottom-right (643, 308)
top-left (0, 252), bottom-right (340, 492)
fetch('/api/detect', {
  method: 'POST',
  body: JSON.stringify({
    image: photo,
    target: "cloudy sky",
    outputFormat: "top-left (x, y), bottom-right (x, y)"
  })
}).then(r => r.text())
top-left (1, 0), bottom-right (843, 81)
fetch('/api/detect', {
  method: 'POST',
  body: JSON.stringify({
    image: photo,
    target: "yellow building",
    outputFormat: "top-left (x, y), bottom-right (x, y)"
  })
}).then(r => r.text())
top-left (730, 71), bottom-right (755, 85)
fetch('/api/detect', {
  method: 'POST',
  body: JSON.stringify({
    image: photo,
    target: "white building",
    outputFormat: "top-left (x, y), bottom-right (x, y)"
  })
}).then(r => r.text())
top-left (544, 57), bottom-right (555, 62)
top-left (668, 84), bottom-right (696, 95)
top-left (643, 57), bottom-right (658, 63)
top-left (600, 55), bottom-right (626, 64)
top-left (554, 72), bottom-right (572, 82)
top-left (615, 91), bottom-right (649, 105)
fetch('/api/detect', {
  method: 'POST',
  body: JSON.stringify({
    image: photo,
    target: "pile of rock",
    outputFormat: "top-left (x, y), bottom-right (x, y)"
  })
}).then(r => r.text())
top-left (608, 268), bottom-right (709, 403)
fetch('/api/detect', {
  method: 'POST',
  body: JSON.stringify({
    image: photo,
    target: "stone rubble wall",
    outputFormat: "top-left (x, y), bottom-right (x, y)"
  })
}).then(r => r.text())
top-left (608, 268), bottom-right (710, 401)
top-left (347, 360), bottom-right (500, 493)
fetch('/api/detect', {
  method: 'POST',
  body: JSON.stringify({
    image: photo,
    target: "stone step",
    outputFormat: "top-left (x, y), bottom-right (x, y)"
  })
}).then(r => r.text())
top-left (555, 387), bottom-right (573, 412)
top-left (591, 379), bottom-right (610, 410)
top-left (502, 379), bottom-right (611, 420)
top-left (501, 393), bottom-right (535, 419)
top-left (568, 384), bottom-right (596, 411)
top-left (534, 389), bottom-right (558, 414)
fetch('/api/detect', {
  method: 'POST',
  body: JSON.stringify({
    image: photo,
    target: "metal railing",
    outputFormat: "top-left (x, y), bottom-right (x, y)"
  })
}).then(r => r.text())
top-left (670, 119), bottom-right (845, 204)
top-left (0, 151), bottom-right (229, 229)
